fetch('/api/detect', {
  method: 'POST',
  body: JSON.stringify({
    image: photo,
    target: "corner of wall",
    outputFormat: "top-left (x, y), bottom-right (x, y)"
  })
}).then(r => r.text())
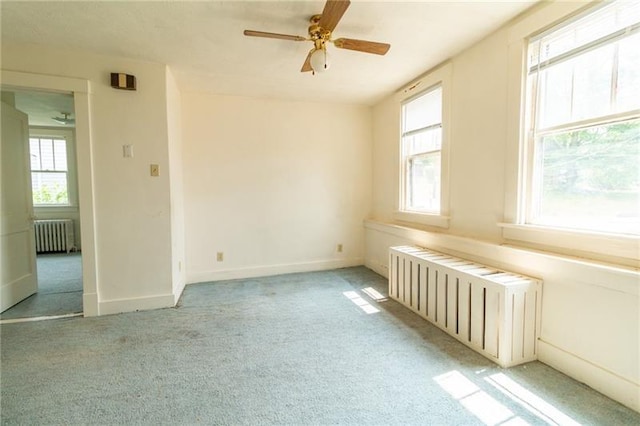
top-left (165, 65), bottom-right (187, 300)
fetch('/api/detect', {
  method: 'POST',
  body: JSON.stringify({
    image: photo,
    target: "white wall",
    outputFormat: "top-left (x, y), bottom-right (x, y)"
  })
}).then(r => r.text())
top-left (2, 42), bottom-right (177, 314)
top-left (371, 29), bottom-right (510, 241)
top-left (182, 93), bottom-right (372, 283)
top-left (367, 3), bottom-right (639, 412)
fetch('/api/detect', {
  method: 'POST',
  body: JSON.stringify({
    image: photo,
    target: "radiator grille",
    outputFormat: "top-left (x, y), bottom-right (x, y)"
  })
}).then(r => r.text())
top-left (389, 245), bottom-right (541, 367)
top-left (34, 219), bottom-right (75, 254)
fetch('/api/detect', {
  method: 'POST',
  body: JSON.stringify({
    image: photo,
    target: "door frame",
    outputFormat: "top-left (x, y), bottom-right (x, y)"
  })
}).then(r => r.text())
top-left (2, 70), bottom-right (99, 316)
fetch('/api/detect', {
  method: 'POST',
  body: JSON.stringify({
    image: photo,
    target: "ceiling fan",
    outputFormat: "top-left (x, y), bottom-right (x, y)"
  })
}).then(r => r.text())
top-left (52, 112), bottom-right (74, 125)
top-left (244, 0), bottom-right (390, 74)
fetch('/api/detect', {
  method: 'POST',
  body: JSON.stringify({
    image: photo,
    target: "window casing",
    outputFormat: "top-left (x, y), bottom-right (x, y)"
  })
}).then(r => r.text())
top-left (401, 85), bottom-right (443, 215)
top-left (523, 0), bottom-right (640, 237)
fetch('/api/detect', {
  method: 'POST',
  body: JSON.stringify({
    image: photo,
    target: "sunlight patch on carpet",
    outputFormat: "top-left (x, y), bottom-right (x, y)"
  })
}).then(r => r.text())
top-left (343, 291), bottom-right (379, 314)
top-left (361, 286), bottom-right (388, 302)
top-left (434, 370), bottom-right (524, 425)
top-left (485, 373), bottom-right (580, 426)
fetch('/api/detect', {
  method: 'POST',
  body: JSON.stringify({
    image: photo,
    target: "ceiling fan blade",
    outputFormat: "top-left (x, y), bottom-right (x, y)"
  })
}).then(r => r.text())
top-left (333, 38), bottom-right (390, 55)
top-left (301, 49), bottom-right (314, 72)
top-left (318, 0), bottom-right (351, 32)
top-left (244, 30), bottom-right (306, 42)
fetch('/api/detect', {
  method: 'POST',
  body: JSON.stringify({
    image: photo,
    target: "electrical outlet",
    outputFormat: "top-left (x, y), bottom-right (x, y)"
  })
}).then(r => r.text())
top-left (150, 164), bottom-right (159, 177)
top-left (216, 252), bottom-right (224, 262)
top-left (337, 244), bottom-right (343, 253)
top-left (178, 261), bottom-right (182, 272)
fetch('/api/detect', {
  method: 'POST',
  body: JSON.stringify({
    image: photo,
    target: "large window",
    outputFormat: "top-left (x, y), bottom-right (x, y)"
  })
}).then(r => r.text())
top-left (29, 136), bottom-right (70, 205)
top-left (401, 85), bottom-right (443, 214)
top-left (524, 0), bottom-right (640, 236)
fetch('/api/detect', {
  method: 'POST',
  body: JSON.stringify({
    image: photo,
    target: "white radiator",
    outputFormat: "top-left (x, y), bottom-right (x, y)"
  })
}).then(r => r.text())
top-left (34, 219), bottom-right (75, 254)
top-left (389, 245), bottom-right (541, 368)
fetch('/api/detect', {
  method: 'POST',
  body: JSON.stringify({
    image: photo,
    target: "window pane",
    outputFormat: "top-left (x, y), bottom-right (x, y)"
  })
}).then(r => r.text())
top-left (533, 120), bottom-right (640, 235)
top-left (403, 87), bottom-right (442, 133)
top-left (53, 139), bottom-right (68, 171)
top-left (617, 33), bottom-right (640, 113)
top-left (538, 44), bottom-right (614, 129)
top-left (538, 61), bottom-right (573, 128)
top-left (31, 172), bottom-right (69, 204)
top-left (571, 44), bottom-right (614, 122)
top-left (407, 152), bottom-right (441, 213)
top-left (403, 127), bottom-right (441, 156)
top-left (29, 138), bottom-right (41, 170)
top-left (39, 138), bottom-right (54, 170)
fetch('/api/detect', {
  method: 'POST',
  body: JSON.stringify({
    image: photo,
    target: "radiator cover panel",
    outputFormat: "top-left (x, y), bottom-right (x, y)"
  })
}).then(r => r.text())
top-left (389, 245), bottom-right (541, 367)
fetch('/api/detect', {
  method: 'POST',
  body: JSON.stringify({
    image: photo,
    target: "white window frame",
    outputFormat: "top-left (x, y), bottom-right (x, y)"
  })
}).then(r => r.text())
top-left (501, 2), bottom-right (640, 267)
top-left (29, 127), bottom-right (78, 209)
top-left (394, 62), bottom-right (452, 229)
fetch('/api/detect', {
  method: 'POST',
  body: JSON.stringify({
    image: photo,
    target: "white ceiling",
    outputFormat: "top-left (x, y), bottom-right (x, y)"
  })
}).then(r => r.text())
top-left (12, 90), bottom-right (75, 127)
top-left (1, 0), bottom-right (538, 107)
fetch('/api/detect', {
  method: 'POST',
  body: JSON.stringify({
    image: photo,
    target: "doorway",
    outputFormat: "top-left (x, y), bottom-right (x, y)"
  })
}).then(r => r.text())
top-left (1, 90), bottom-right (83, 320)
top-left (0, 70), bottom-right (98, 318)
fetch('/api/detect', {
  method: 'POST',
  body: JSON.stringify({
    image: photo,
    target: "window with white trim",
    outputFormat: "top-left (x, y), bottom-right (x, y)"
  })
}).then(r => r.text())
top-left (523, 0), bottom-right (640, 236)
top-left (401, 85), bottom-right (443, 214)
top-left (29, 136), bottom-right (71, 205)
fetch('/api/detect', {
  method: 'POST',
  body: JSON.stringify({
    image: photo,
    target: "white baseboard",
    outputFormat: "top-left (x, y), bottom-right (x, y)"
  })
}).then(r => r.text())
top-left (365, 258), bottom-right (389, 278)
top-left (186, 257), bottom-right (364, 284)
top-left (538, 339), bottom-right (640, 412)
top-left (82, 292), bottom-right (99, 317)
top-left (98, 293), bottom-right (176, 316)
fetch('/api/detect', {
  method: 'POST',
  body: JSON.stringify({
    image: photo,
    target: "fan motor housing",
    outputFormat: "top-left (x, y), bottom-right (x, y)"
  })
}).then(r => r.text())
top-left (308, 14), bottom-right (331, 42)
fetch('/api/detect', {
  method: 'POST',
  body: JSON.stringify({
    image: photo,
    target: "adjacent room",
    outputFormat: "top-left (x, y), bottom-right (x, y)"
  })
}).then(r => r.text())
top-left (1, 90), bottom-right (83, 320)
top-left (1, 0), bottom-right (638, 424)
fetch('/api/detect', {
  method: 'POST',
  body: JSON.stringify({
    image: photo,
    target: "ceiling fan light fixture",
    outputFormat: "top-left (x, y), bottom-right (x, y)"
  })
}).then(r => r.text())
top-left (310, 48), bottom-right (330, 73)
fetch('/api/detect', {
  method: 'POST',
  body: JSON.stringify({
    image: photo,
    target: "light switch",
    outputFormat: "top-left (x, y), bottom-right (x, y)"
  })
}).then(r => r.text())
top-left (150, 164), bottom-right (159, 177)
top-left (123, 144), bottom-right (134, 158)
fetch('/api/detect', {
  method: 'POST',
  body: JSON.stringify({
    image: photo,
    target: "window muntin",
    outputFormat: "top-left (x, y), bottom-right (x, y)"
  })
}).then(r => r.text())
top-left (401, 86), bottom-right (443, 214)
top-left (29, 137), bottom-right (70, 205)
top-left (525, 0), bottom-right (640, 236)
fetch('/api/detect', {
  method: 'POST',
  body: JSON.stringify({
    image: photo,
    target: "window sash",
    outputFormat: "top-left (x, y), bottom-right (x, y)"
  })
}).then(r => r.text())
top-left (529, 39), bottom-right (639, 132)
top-left (536, 109), bottom-right (640, 137)
top-left (528, 0), bottom-right (640, 69)
top-left (526, 122), bottom-right (640, 235)
top-left (527, 120), bottom-right (640, 235)
top-left (31, 170), bottom-right (70, 205)
top-left (402, 122), bottom-right (442, 139)
top-left (405, 151), bottom-right (441, 213)
top-left (30, 137), bottom-right (68, 172)
top-left (401, 125), bottom-right (442, 213)
top-left (528, 22), bottom-right (640, 74)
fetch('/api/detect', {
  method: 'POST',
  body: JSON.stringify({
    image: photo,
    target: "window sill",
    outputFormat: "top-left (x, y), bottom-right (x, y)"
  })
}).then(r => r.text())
top-left (499, 223), bottom-right (639, 268)
top-left (34, 205), bottom-right (79, 213)
top-left (393, 211), bottom-right (450, 229)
